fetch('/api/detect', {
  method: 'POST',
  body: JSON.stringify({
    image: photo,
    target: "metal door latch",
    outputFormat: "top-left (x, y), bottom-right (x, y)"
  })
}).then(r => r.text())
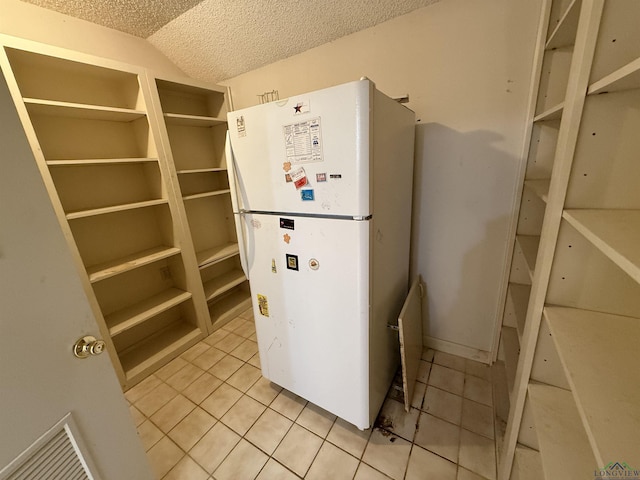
top-left (73, 335), bottom-right (106, 359)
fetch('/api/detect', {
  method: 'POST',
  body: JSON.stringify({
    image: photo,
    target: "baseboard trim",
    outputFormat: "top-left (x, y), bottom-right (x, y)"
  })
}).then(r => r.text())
top-left (424, 335), bottom-right (492, 364)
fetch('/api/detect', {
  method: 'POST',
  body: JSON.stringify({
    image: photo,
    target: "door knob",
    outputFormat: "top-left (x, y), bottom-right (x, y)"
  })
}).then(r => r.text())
top-left (73, 335), bottom-right (106, 359)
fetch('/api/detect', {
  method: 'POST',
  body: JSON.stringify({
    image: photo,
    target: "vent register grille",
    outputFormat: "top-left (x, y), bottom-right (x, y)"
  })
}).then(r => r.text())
top-left (1, 415), bottom-right (95, 480)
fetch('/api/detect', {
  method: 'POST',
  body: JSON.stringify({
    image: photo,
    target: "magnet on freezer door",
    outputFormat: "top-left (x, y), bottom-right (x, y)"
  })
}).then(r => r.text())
top-left (257, 294), bottom-right (269, 317)
top-left (286, 254), bottom-right (299, 271)
top-left (309, 258), bottom-right (319, 270)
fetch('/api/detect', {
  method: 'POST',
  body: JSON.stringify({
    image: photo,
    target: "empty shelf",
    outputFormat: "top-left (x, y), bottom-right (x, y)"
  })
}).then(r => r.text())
top-left (502, 326), bottom-right (519, 395)
top-left (120, 320), bottom-right (202, 382)
top-left (563, 209), bottom-right (640, 283)
top-left (87, 246), bottom-right (181, 283)
top-left (177, 167), bottom-right (227, 174)
top-left (47, 158), bottom-right (158, 166)
top-left (589, 57), bottom-right (640, 94)
top-left (516, 235), bottom-right (540, 280)
top-left (183, 189), bottom-right (231, 201)
top-left (546, 0), bottom-right (581, 50)
top-left (508, 283), bottom-right (530, 340)
top-left (163, 112), bottom-right (226, 127)
top-left (524, 179), bottom-right (550, 203)
top-left (534, 102), bottom-right (564, 122)
top-left (24, 98), bottom-right (146, 121)
top-left (203, 269), bottom-right (247, 302)
top-left (106, 288), bottom-right (193, 336)
top-left (65, 199), bottom-right (167, 220)
top-left (513, 446), bottom-right (544, 480)
top-left (196, 243), bottom-right (239, 268)
top-left (545, 306), bottom-right (640, 467)
top-left (528, 383), bottom-right (597, 479)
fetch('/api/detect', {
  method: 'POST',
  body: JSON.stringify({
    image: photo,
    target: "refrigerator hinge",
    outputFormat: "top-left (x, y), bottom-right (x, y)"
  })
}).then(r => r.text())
top-left (387, 324), bottom-right (399, 332)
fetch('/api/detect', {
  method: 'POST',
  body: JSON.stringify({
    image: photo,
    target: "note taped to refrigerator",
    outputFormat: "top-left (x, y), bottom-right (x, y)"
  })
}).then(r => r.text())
top-left (283, 117), bottom-right (323, 164)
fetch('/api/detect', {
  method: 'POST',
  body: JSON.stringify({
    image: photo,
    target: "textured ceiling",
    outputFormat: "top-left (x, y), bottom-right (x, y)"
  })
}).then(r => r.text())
top-left (20, 0), bottom-right (441, 81)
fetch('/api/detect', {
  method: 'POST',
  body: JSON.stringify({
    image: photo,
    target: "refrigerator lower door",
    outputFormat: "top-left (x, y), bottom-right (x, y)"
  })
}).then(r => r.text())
top-left (243, 212), bottom-right (370, 429)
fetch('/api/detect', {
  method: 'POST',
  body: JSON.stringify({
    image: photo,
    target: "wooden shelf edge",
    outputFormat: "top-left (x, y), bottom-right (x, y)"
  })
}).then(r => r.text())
top-left (164, 112), bottom-right (226, 126)
top-left (516, 235), bottom-right (540, 279)
top-left (545, 0), bottom-right (581, 50)
top-left (588, 56), bottom-right (640, 95)
top-left (87, 246), bottom-right (181, 283)
top-left (203, 269), bottom-right (246, 301)
top-left (534, 102), bottom-right (564, 122)
top-left (524, 179), bottom-right (550, 203)
top-left (107, 288), bottom-right (192, 337)
top-left (23, 97), bottom-right (146, 121)
top-left (196, 243), bottom-right (239, 268)
top-left (508, 283), bottom-right (530, 340)
top-left (502, 326), bottom-right (519, 396)
top-left (177, 167), bottom-right (227, 174)
top-left (562, 209), bottom-right (640, 284)
top-left (47, 158), bottom-right (158, 166)
top-left (183, 189), bottom-right (231, 201)
top-left (209, 288), bottom-right (251, 329)
top-left (66, 198), bottom-right (167, 220)
top-left (121, 321), bottom-right (202, 383)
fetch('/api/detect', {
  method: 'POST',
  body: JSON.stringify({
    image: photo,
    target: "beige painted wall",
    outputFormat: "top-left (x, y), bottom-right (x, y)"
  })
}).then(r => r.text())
top-left (222, 0), bottom-right (541, 358)
top-left (0, 0), bottom-right (184, 75)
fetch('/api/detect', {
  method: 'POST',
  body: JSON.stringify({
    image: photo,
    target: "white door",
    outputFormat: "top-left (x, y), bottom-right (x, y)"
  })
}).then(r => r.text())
top-left (0, 76), bottom-right (153, 479)
top-left (241, 212), bottom-right (372, 429)
top-left (227, 79), bottom-right (372, 217)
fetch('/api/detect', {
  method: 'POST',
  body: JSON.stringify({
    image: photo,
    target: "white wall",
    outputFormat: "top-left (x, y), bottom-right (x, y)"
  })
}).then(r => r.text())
top-left (222, 0), bottom-right (541, 359)
top-left (0, 0), bottom-right (184, 76)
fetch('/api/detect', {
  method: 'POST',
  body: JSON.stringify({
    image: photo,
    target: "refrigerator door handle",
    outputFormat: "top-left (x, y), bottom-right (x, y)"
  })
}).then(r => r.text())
top-left (226, 132), bottom-right (250, 277)
top-left (225, 131), bottom-right (242, 214)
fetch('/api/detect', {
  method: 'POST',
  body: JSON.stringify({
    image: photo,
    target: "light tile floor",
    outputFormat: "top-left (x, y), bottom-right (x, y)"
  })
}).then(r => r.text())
top-left (126, 308), bottom-right (497, 480)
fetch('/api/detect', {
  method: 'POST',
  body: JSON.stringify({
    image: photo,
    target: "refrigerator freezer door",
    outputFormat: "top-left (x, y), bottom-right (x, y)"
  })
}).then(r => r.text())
top-left (227, 80), bottom-right (371, 217)
top-left (243, 212), bottom-right (371, 428)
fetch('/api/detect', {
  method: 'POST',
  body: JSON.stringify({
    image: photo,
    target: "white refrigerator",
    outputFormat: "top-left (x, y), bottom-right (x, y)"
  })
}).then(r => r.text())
top-left (226, 79), bottom-right (415, 429)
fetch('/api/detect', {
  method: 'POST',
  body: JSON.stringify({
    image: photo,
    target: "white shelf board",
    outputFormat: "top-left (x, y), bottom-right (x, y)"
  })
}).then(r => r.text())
top-left (106, 288), bottom-right (192, 337)
top-left (203, 268), bottom-right (246, 302)
top-left (528, 383), bottom-right (597, 479)
top-left (502, 326), bottom-right (519, 395)
top-left (183, 189), bottom-right (231, 201)
top-left (545, 0), bottom-right (581, 50)
top-left (563, 209), bottom-right (640, 284)
top-left (47, 158), bottom-right (157, 166)
top-left (534, 102), bottom-right (564, 122)
top-left (509, 283), bottom-right (530, 340)
top-left (524, 179), bottom-right (550, 203)
top-left (588, 56), bottom-right (640, 95)
top-left (120, 320), bottom-right (201, 381)
top-left (516, 235), bottom-right (540, 280)
top-left (87, 246), bottom-right (181, 283)
top-left (177, 167), bottom-right (227, 174)
top-left (23, 98), bottom-right (146, 122)
top-left (65, 198), bottom-right (167, 220)
top-left (163, 112), bottom-right (225, 127)
top-left (513, 446), bottom-right (544, 480)
top-left (544, 306), bottom-right (640, 467)
top-left (196, 243), bottom-right (239, 268)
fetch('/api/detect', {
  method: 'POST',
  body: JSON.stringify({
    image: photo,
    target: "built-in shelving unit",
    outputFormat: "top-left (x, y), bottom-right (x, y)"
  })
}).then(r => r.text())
top-left (151, 76), bottom-right (251, 331)
top-left (496, 1), bottom-right (640, 478)
top-left (0, 36), bottom-right (252, 390)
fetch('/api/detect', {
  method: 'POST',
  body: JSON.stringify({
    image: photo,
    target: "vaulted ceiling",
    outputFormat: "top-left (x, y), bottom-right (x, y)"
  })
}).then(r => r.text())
top-left (21, 0), bottom-right (440, 81)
